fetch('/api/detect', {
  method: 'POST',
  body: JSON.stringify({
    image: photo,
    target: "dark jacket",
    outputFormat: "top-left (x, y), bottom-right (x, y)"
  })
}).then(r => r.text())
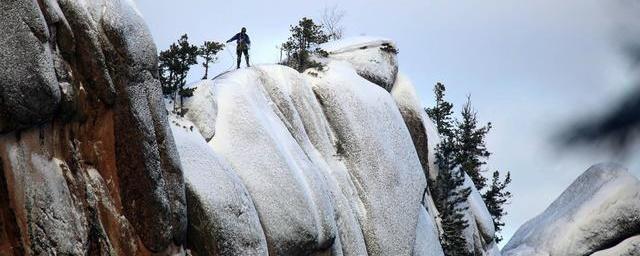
top-left (227, 33), bottom-right (251, 46)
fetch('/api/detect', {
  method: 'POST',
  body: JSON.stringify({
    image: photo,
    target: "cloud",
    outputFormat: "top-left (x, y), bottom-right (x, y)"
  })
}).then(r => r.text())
top-left (560, 0), bottom-right (640, 153)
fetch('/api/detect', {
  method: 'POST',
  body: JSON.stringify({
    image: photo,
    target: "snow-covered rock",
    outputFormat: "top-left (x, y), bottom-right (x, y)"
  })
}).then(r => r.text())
top-left (414, 207), bottom-right (445, 256)
top-left (320, 36), bottom-right (399, 91)
top-left (173, 36), bottom-right (509, 255)
top-left (462, 174), bottom-right (500, 256)
top-left (591, 235), bottom-right (640, 256)
top-left (503, 163), bottom-right (640, 256)
top-left (170, 118), bottom-right (267, 255)
top-left (307, 60), bottom-right (426, 255)
top-left (177, 47), bottom-right (434, 254)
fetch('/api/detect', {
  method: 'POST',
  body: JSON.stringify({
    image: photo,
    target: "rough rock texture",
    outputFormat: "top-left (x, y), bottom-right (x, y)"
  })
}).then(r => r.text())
top-left (0, 0), bottom-right (185, 254)
top-left (0, 0), bottom-right (61, 131)
top-left (503, 163), bottom-right (640, 256)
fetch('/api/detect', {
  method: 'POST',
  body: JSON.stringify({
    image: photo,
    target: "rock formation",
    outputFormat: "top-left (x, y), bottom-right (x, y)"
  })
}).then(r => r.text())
top-left (0, 0), bottom-right (185, 254)
top-left (176, 37), bottom-right (501, 255)
top-left (503, 163), bottom-right (640, 256)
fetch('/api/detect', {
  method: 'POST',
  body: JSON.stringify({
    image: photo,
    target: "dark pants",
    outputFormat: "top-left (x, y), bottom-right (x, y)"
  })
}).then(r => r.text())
top-left (236, 44), bottom-right (250, 68)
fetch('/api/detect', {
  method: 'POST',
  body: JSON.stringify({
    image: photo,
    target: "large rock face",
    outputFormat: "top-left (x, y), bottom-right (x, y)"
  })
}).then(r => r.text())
top-left (503, 163), bottom-right (640, 256)
top-left (0, 1), bottom-right (505, 253)
top-left (177, 38), bottom-right (505, 255)
top-left (0, 0), bottom-right (185, 254)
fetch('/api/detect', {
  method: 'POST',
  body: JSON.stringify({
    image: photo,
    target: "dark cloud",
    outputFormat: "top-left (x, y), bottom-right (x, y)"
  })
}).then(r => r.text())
top-left (561, 0), bottom-right (640, 152)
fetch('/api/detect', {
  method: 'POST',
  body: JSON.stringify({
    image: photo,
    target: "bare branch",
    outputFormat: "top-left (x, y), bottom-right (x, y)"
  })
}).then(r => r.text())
top-left (322, 5), bottom-right (346, 40)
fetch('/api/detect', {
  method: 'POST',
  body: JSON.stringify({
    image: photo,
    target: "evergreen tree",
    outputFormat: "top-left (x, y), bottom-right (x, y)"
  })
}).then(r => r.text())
top-left (426, 82), bottom-right (473, 256)
top-left (158, 34), bottom-right (199, 114)
top-left (455, 97), bottom-right (492, 190)
top-left (426, 82), bottom-right (455, 138)
top-left (482, 171), bottom-right (512, 243)
top-left (281, 17), bottom-right (330, 72)
top-left (198, 41), bottom-right (225, 80)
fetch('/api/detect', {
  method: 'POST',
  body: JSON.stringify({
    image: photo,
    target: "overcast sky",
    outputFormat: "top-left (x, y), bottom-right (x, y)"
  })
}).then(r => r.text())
top-left (135, 0), bottom-right (640, 246)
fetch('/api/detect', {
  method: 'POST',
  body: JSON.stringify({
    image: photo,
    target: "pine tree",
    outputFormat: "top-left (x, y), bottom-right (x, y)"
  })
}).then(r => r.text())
top-left (426, 82), bottom-right (455, 138)
top-left (158, 34), bottom-right (199, 114)
top-left (281, 17), bottom-right (330, 72)
top-left (455, 97), bottom-right (492, 190)
top-left (198, 41), bottom-right (225, 80)
top-left (433, 139), bottom-right (473, 256)
top-left (426, 82), bottom-right (473, 256)
top-left (482, 171), bottom-right (512, 243)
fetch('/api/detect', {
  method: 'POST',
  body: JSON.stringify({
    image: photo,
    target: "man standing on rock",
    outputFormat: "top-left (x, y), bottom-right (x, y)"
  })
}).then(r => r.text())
top-left (227, 27), bottom-right (251, 69)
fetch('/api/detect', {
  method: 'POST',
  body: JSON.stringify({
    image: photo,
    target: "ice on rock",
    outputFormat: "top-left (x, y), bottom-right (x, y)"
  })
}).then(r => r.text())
top-left (503, 163), bottom-right (640, 256)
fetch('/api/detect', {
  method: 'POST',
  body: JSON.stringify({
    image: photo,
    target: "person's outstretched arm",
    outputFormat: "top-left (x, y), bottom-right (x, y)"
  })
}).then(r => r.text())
top-left (226, 33), bottom-right (239, 43)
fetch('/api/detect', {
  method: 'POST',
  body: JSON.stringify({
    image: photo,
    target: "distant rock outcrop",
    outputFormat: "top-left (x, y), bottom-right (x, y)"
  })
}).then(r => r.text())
top-left (503, 163), bottom-right (640, 256)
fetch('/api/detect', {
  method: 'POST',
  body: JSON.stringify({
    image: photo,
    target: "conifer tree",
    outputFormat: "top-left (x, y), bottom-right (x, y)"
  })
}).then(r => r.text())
top-left (158, 34), bottom-right (199, 114)
top-left (281, 17), bottom-right (330, 72)
top-left (455, 97), bottom-right (492, 190)
top-left (426, 83), bottom-right (473, 256)
top-left (426, 82), bottom-right (455, 138)
top-left (198, 41), bottom-right (225, 80)
top-left (482, 171), bottom-right (512, 243)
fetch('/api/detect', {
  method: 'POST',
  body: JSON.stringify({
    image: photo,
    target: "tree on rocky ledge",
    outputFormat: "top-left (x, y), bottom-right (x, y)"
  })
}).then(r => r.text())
top-left (455, 97), bottom-right (492, 190)
top-left (281, 17), bottom-right (330, 72)
top-left (426, 82), bottom-right (513, 249)
top-left (426, 83), bottom-right (473, 256)
top-left (483, 170), bottom-right (512, 243)
top-left (199, 41), bottom-right (225, 80)
top-left (159, 34), bottom-right (199, 114)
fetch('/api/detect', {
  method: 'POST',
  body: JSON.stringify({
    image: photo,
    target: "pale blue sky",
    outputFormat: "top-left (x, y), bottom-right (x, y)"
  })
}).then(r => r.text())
top-left (135, 0), bottom-right (639, 246)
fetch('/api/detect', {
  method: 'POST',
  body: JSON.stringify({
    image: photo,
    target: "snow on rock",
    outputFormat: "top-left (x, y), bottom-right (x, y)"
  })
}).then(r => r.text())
top-left (207, 67), bottom-right (339, 255)
top-left (308, 60), bottom-right (426, 255)
top-left (182, 80), bottom-right (218, 141)
top-left (172, 36), bottom-right (507, 255)
top-left (591, 235), bottom-right (640, 256)
top-left (170, 117), bottom-right (268, 255)
top-left (176, 59), bottom-right (431, 254)
top-left (254, 65), bottom-right (368, 255)
top-left (463, 174), bottom-right (498, 253)
top-left (503, 163), bottom-right (640, 256)
top-left (320, 36), bottom-right (399, 91)
top-left (391, 73), bottom-right (433, 183)
top-left (414, 207), bottom-right (446, 256)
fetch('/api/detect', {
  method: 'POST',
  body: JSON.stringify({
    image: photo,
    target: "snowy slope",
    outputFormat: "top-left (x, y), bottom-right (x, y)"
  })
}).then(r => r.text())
top-left (503, 163), bottom-right (640, 256)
